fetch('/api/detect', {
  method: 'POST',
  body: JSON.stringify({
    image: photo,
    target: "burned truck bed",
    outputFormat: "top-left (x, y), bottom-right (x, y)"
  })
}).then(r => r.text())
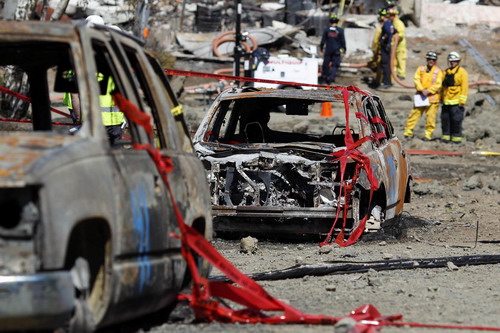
top-left (193, 87), bottom-right (411, 241)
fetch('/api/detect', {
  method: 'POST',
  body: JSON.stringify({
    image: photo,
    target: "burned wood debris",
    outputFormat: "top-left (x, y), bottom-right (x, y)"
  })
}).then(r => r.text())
top-left (209, 254), bottom-right (500, 282)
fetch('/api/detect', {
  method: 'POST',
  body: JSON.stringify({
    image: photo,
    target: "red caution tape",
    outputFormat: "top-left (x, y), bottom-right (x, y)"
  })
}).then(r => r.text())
top-left (165, 68), bottom-right (336, 89)
top-left (0, 117), bottom-right (75, 127)
top-left (113, 91), bottom-right (500, 332)
top-left (112, 92), bottom-right (399, 330)
top-left (0, 85), bottom-right (73, 120)
top-left (407, 149), bottom-right (465, 156)
top-left (112, 93), bottom-right (153, 136)
top-left (321, 87), bottom-right (379, 247)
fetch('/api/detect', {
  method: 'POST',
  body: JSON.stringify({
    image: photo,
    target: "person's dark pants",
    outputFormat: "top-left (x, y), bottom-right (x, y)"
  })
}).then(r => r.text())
top-left (322, 53), bottom-right (341, 84)
top-left (441, 104), bottom-right (464, 138)
top-left (69, 108), bottom-right (78, 124)
top-left (106, 125), bottom-right (123, 146)
top-left (380, 46), bottom-right (392, 86)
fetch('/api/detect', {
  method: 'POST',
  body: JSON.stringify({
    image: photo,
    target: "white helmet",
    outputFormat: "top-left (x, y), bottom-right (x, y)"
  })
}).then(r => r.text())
top-left (85, 15), bottom-right (104, 26)
top-left (448, 51), bottom-right (461, 62)
top-left (108, 25), bottom-right (122, 31)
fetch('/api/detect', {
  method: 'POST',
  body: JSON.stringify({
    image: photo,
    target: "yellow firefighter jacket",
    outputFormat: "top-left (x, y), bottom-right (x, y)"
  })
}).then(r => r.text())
top-left (442, 66), bottom-right (468, 105)
top-left (392, 17), bottom-right (406, 50)
top-left (414, 65), bottom-right (443, 103)
top-left (372, 25), bottom-right (382, 53)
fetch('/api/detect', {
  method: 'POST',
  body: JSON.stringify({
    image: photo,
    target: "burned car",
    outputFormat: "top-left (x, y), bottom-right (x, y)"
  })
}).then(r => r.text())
top-left (0, 21), bottom-right (212, 331)
top-left (193, 87), bottom-right (410, 240)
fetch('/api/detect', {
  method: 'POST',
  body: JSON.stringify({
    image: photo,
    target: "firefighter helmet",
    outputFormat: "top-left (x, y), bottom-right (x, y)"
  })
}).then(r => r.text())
top-left (329, 14), bottom-right (339, 23)
top-left (378, 8), bottom-right (388, 16)
top-left (386, 0), bottom-right (396, 8)
top-left (448, 52), bottom-right (461, 62)
top-left (85, 15), bottom-right (104, 26)
top-left (425, 50), bottom-right (438, 60)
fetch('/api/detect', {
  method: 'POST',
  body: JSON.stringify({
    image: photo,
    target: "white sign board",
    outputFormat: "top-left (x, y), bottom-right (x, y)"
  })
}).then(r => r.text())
top-left (253, 56), bottom-right (319, 90)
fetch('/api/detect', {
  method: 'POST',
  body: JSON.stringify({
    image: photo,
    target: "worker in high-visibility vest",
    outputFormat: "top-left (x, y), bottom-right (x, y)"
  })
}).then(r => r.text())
top-left (403, 51), bottom-right (443, 141)
top-left (441, 51), bottom-right (468, 144)
top-left (63, 15), bottom-right (125, 144)
top-left (63, 74), bottom-right (125, 145)
top-left (98, 74), bottom-right (125, 145)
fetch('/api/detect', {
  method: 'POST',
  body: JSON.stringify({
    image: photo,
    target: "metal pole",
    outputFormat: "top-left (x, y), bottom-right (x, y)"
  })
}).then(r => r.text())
top-left (234, 0), bottom-right (242, 85)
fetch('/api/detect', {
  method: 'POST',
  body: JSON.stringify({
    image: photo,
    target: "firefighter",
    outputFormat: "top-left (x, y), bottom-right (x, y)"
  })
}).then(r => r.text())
top-left (387, 7), bottom-right (407, 79)
top-left (379, 11), bottom-right (396, 89)
top-left (403, 51), bottom-right (443, 141)
top-left (441, 51), bottom-right (468, 144)
top-left (369, 8), bottom-right (388, 88)
top-left (320, 14), bottom-right (346, 84)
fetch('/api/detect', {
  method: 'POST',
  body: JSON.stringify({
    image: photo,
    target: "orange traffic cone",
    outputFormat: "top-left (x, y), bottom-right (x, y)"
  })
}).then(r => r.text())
top-left (321, 102), bottom-right (333, 117)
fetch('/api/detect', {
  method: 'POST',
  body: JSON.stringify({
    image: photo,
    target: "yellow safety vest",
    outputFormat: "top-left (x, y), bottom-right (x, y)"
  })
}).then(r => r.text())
top-left (63, 73), bottom-right (124, 126)
top-left (415, 65), bottom-right (443, 103)
top-left (392, 17), bottom-right (406, 49)
top-left (442, 66), bottom-right (468, 105)
top-left (98, 75), bottom-right (124, 126)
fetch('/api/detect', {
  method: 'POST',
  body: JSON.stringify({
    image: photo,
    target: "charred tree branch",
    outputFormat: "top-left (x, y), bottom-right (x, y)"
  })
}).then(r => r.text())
top-left (209, 254), bottom-right (500, 282)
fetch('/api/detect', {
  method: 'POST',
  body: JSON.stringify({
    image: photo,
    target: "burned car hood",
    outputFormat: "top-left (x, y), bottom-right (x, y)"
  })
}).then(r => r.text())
top-left (195, 142), bottom-right (344, 161)
top-left (0, 133), bottom-right (81, 186)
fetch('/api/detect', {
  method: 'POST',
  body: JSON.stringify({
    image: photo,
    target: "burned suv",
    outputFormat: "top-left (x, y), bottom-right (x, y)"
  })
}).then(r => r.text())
top-left (0, 21), bottom-right (212, 331)
top-left (194, 87), bottom-right (410, 239)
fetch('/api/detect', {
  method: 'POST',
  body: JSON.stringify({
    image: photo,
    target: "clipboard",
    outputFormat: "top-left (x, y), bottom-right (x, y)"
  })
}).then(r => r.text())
top-left (414, 94), bottom-right (430, 107)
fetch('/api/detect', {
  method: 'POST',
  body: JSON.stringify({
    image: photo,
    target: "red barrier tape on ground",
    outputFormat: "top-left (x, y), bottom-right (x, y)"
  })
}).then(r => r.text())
top-left (0, 85), bottom-right (73, 120)
top-left (113, 92), bottom-right (500, 332)
top-left (407, 149), bottom-right (466, 156)
top-left (112, 92), bottom-right (399, 331)
top-left (0, 117), bottom-right (75, 127)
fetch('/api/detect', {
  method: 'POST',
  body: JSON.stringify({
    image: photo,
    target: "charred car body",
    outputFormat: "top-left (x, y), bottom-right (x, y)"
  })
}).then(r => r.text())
top-left (0, 21), bottom-right (212, 331)
top-left (194, 87), bottom-right (410, 238)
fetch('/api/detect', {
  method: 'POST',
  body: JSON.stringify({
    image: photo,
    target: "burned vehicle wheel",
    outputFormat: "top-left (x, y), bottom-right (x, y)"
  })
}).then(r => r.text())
top-left (63, 222), bottom-right (111, 332)
top-left (69, 298), bottom-right (95, 333)
top-left (194, 87), bottom-right (411, 243)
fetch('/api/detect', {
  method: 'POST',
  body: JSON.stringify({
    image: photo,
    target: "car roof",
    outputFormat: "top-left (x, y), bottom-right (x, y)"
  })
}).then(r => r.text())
top-left (217, 87), bottom-right (373, 103)
top-left (0, 20), bottom-right (79, 41)
top-left (0, 20), bottom-right (142, 45)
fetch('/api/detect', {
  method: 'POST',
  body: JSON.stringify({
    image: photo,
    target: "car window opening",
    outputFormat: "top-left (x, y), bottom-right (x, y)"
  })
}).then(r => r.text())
top-left (0, 42), bottom-right (77, 134)
top-left (206, 98), bottom-right (359, 146)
